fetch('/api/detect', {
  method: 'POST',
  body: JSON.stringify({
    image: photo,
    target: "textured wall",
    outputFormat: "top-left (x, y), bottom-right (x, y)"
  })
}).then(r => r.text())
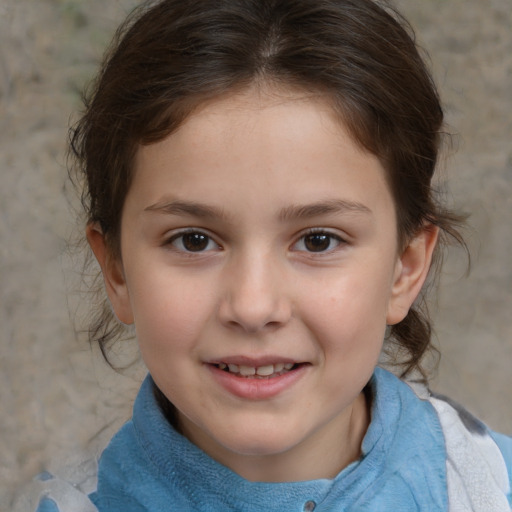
top-left (1, 0), bottom-right (511, 509)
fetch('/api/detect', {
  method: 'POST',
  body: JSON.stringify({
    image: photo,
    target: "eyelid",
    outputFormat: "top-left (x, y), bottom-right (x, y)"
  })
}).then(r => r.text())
top-left (291, 227), bottom-right (347, 253)
top-left (163, 228), bottom-right (222, 252)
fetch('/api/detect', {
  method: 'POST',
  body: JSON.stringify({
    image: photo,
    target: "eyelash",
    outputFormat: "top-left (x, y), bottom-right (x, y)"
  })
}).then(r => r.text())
top-left (292, 229), bottom-right (345, 254)
top-left (165, 229), bottom-right (221, 253)
top-left (164, 228), bottom-right (345, 254)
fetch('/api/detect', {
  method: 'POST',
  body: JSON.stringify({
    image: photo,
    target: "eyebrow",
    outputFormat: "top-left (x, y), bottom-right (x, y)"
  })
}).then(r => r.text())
top-left (278, 199), bottom-right (372, 221)
top-left (144, 198), bottom-right (371, 222)
top-left (144, 199), bottom-right (229, 220)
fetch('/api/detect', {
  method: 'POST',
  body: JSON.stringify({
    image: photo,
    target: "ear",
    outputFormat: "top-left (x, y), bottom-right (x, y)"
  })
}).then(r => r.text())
top-left (386, 224), bottom-right (439, 325)
top-left (86, 223), bottom-right (134, 325)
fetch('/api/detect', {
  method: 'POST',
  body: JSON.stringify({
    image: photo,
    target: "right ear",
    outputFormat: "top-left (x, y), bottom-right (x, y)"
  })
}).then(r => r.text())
top-left (86, 223), bottom-right (134, 325)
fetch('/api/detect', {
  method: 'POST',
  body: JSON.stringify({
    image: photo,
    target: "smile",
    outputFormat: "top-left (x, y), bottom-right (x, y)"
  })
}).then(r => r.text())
top-left (208, 361), bottom-right (309, 400)
top-left (214, 362), bottom-right (297, 378)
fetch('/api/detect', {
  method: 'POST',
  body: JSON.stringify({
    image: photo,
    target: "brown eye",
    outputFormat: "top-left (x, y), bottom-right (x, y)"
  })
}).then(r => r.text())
top-left (304, 234), bottom-right (331, 252)
top-left (293, 231), bottom-right (342, 253)
top-left (169, 231), bottom-right (218, 252)
top-left (182, 233), bottom-right (209, 251)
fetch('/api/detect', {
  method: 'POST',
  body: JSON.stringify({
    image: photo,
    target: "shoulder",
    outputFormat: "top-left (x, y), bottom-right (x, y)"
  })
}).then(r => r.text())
top-left (382, 370), bottom-right (512, 510)
top-left (35, 495), bottom-right (97, 512)
top-left (29, 416), bottom-right (151, 512)
top-left (428, 392), bottom-right (512, 510)
top-left (89, 377), bottom-right (197, 511)
top-left (30, 465), bottom-right (98, 512)
top-left (491, 430), bottom-right (512, 477)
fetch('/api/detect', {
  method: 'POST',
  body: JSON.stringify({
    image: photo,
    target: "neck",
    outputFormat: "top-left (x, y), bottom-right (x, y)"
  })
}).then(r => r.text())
top-left (182, 390), bottom-right (370, 483)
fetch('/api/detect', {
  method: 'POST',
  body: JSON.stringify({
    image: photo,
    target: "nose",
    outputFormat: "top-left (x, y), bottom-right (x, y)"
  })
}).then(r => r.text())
top-left (218, 251), bottom-right (292, 333)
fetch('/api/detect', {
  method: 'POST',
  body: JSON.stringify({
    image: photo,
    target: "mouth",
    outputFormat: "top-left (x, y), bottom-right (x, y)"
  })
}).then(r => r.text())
top-left (212, 362), bottom-right (303, 379)
top-left (207, 359), bottom-right (310, 399)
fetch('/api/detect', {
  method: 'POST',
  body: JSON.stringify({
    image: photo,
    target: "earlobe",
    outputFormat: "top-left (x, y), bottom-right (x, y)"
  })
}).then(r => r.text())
top-left (86, 223), bottom-right (134, 325)
top-left (386, 225), bottom-right (439, 325)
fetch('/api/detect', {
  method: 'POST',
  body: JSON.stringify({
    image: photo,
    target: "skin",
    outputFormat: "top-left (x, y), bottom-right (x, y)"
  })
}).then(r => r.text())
top-left (88, 86), bottom-right (438, 482)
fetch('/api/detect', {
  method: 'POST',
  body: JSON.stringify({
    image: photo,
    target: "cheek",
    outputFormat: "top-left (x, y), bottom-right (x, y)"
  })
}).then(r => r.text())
top-left (127, 269), bottom-right (217, 355)
top-left (298, 273), bottom-right (389, 411)
top-left (301, 266), bottom-right (393, 352)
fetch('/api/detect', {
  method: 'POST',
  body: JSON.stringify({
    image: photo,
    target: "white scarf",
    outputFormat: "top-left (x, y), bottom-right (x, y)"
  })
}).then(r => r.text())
top-left (429, 396), bottom-right (511, 511)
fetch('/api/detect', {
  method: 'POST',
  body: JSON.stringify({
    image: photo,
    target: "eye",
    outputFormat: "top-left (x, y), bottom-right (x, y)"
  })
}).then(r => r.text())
top-left (293, 230), bottom-right (343, 253)
top-left (167, 230), bottom-right (220, 252)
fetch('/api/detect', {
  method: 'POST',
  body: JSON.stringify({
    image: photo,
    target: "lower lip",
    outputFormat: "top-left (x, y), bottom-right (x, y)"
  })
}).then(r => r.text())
top-left (207, 364), bottom-right (308, 400)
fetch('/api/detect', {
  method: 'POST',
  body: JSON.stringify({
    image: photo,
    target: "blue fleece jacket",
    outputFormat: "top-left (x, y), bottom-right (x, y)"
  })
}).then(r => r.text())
top-left (95, 368), bottom-right (448, 511)
top-left (36, 368), bottom-right (512, 511)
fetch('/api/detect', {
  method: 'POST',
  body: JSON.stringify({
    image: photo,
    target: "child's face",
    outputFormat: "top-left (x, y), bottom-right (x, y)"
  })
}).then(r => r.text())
top-left (93, 87), bottom-right (434, 481)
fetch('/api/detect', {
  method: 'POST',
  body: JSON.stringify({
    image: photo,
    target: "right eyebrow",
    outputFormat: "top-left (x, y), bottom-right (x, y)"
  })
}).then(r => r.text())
top-left (278, 199), bottom-right (372, 222)
top-left (144, 199), bottom-right (229, 220)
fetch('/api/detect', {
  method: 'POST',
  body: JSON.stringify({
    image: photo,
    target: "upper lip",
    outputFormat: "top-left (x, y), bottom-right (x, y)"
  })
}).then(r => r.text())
top-left (206, 355), bottom-right (303, 367)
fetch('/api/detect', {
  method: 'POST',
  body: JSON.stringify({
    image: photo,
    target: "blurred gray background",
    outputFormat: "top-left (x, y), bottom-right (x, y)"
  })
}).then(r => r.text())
top-left (1, 0), bottom-right (511, 509)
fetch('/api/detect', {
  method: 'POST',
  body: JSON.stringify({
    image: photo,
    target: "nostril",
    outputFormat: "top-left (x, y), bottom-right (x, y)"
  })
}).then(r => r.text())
top-left (263, 320), bottom-right (285, 330)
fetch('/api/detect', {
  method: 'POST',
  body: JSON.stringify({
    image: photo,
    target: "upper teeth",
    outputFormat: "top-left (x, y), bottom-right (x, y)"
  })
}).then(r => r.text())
top-left (218, 362), bottom-right (294, 376)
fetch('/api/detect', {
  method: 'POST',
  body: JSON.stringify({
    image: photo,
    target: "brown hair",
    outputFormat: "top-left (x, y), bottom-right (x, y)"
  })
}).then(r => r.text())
top-left (71, 0), bottom-right (465, 379)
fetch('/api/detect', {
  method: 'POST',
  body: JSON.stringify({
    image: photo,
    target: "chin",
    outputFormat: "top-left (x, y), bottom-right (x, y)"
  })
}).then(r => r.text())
top-left (227, 439), bottom-right (291, 457)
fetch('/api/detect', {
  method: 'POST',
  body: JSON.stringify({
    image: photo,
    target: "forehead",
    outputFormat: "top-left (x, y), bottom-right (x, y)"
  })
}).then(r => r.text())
top-left (130, 86), bottom-right (394, 222)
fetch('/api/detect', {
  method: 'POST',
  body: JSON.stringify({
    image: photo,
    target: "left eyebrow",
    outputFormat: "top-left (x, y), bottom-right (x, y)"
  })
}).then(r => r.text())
top-left (278, 199), bottom-right (372, 221)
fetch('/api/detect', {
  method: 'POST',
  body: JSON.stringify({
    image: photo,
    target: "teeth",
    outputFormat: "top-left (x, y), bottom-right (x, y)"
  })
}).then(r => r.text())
top-left (217, 362), bottom-right (297, 377)
top-left (255, 364), bottom-right (274, 376)
top-left (239, 365), bottom-right (256, 376)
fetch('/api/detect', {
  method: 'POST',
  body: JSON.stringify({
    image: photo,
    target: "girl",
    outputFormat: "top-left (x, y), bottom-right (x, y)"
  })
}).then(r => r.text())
top-left (36, 0), bottom-right (511, 510)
